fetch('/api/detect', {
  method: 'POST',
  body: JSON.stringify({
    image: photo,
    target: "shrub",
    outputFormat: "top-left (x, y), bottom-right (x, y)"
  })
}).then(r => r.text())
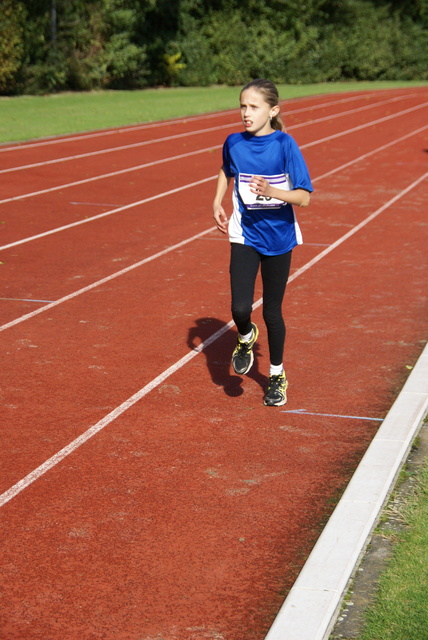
top-left (0, 0), bottom-right (26, 94)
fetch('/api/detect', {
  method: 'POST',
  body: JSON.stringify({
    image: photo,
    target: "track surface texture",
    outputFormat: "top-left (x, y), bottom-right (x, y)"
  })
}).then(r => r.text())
top-left (1, 88), bottom-right (427, 640)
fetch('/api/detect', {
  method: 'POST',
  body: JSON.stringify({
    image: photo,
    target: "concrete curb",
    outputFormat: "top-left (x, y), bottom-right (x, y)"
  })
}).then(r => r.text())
top-left (264, 342), bottom-right (428, 640)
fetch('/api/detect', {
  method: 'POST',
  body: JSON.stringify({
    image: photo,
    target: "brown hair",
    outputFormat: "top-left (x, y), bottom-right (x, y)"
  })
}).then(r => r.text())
top-left (240, 78), bottom-right (285, 132)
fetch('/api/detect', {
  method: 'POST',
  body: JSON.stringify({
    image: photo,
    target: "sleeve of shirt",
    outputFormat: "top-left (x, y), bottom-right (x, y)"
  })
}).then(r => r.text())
top-left (222, 136), bottom-right (235, 178)
top-left (285, 135), bottom-right (313, 192)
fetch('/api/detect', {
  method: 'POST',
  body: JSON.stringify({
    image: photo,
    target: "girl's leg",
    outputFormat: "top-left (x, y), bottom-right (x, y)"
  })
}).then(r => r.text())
top-left (260, 250), bottom-right (292, 366)
top-left (230, 243), bottom-right (260, 335)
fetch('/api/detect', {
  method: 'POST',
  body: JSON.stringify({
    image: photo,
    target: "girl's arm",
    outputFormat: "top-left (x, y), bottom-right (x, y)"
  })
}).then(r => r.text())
top-left (213, 167), bottom-right (232, 233)
top-left (249, 176), bottom-right (311, 207)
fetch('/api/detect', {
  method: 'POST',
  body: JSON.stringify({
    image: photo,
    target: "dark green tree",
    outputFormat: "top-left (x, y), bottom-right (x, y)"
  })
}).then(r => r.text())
top-left (0, 0), bottom-right (26, 93)
top-left (1, 0), bottom-right (426, 94)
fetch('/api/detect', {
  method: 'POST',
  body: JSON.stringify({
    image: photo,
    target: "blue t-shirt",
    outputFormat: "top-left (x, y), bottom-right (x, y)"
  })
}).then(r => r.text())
top-left (222, 130), bottom-right (313, 255)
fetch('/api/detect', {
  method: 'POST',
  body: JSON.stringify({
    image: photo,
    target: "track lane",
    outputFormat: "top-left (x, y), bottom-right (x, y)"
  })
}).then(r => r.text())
top-left (1, 165), bottom-right (426, 491)
top-left (1, 91), bottom-right (425, 202)
top-left (1, 178), bottom-right (426, 638)
top-left (0, 131), bottom-right (225, 203)
top-left (0, 90), bottom-right (409, 165)
top-left (0, 111), bottom-right (426, 328)
top-left (0, 89), bottom-right (427, 640)
top-left (0, 94), bottom-right (426, 253)
top-left (0, 92), bottom-right (415, 177)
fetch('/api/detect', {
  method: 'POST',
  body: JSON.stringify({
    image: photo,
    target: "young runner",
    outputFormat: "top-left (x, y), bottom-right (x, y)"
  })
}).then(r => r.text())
top-left (213, 78), bottom-right (313, 406)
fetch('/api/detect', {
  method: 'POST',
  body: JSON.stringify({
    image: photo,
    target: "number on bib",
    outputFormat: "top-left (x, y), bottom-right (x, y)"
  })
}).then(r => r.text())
top-left (238, 173), bottom-right (293, 209)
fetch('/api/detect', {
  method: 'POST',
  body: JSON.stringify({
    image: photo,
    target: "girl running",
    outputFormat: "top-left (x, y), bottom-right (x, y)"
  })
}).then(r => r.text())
top-left (213, 78), bottom-right (313, 406)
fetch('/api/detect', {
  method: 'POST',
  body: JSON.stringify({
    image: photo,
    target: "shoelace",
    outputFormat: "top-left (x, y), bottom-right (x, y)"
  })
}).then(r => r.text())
top-left (268, 375), bottom-right (285, 390)
top-left (236, 341), bottom-right (252, 355)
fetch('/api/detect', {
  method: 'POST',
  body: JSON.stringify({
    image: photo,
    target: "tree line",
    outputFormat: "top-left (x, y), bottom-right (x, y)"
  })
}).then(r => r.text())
top-left (1, 0), bottom-right (427, 95)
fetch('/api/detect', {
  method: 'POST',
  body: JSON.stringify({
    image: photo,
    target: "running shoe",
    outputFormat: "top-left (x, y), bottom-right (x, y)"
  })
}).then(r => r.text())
top-left (263, 372), bottom-right (288, 406)
top-left (231, 323), bottom-right (259, 375)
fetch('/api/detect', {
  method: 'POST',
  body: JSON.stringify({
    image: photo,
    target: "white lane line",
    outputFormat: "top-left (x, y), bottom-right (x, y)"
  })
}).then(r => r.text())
top-left (0, 119), bottom-right (424, 323)
top-left (0, 145), bottom-right (221, 206)
top-left (2, 118), bottom-right (424, 254)
top-left (70, 201), bottom-right (122, 207)
top-left (0, 98), bottom-right (425, 213)
top-left (0, 224), bottom-right (217, 333)
top-left (0, 124), bottom-right (231, 175)
top-left (312, 124), bottom-right (428, 183)
top-left (0, 322), bottom-right (234, 509)
top-left (302, 101), bottom-right (428, 149)
top-left (0, 91), bottom-right (392, 154)
top-left (282, 409), bottom-right (383, 421)
top-left (0, 297), bottom-right (55, 303)
top-left (0, 94), bottom-right (418, 175)
top-left (0, 171), bottom-right (426, 507)
top-left (0, 175), bottom-right (217, 253)
top-left (289, 93), bottom-right (420, 131)
top-left (272, 170), bottom-right (428, 291)
top-left (0, 112), bottom-right (236, 154)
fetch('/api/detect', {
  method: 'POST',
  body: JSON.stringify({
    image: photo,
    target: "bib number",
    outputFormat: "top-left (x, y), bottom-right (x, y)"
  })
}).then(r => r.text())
top-left (238, 173), bottom-right (292, 209)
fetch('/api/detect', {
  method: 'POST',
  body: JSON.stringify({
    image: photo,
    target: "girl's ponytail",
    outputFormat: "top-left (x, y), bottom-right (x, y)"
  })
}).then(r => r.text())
top-left (271, 112), bottom-right (285, 132)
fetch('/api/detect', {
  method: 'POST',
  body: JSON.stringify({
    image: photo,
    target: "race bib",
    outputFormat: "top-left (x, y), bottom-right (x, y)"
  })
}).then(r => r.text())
top-left (238, 173), bottom-right (293, 209)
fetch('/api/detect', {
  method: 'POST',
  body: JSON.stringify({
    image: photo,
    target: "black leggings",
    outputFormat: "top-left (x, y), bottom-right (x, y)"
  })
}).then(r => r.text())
top-left (230, 243), bottom-right (292, 366)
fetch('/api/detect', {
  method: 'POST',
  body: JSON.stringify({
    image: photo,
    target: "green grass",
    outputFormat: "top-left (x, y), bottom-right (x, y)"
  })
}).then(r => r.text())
top-left (359, 460), bottom-right (428, 640)
top-left (1, 81), bottom-right (427, 144)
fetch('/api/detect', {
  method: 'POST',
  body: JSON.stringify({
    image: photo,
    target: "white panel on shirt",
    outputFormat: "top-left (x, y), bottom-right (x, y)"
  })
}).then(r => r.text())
top-left (228, 187), bottom-right (245, 244)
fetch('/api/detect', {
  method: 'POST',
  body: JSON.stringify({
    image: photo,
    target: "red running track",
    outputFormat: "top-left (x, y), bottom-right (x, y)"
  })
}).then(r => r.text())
top-left (0, 88), bottom-right (427, 640)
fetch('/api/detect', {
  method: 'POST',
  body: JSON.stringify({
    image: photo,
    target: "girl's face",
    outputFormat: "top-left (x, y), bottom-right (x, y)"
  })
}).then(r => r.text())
top-left (240, 88), bottom-right (279, 136)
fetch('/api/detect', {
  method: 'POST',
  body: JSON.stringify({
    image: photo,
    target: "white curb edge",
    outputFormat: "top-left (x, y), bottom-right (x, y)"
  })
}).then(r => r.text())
top-left (265, 342), bottom-right (428, 640)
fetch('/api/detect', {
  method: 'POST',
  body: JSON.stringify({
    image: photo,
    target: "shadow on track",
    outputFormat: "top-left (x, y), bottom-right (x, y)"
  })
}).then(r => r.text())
top-left (187, 317), bottom-right (268, 397)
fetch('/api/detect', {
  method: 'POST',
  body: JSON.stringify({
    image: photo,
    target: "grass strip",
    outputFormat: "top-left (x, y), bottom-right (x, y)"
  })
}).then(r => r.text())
top-left (1, 81), bottom-right (427, 144)
top-left (359, 459), bottom-right (428, 640)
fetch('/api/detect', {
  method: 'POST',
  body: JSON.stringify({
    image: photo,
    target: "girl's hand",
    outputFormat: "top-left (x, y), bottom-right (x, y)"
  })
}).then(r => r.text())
top-left (213, 203), bottom-right (228, 234)
top-left (249, 175), bottom-right (272, 198)
top-left (250, 177), bottom-right (311, 208)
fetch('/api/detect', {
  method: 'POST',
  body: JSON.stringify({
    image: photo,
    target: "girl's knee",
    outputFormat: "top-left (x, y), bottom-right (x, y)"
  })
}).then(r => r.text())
top-left (232, 302), bottom-right (252, 325)
top-left (263, 307), bottom-right (283, 327)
